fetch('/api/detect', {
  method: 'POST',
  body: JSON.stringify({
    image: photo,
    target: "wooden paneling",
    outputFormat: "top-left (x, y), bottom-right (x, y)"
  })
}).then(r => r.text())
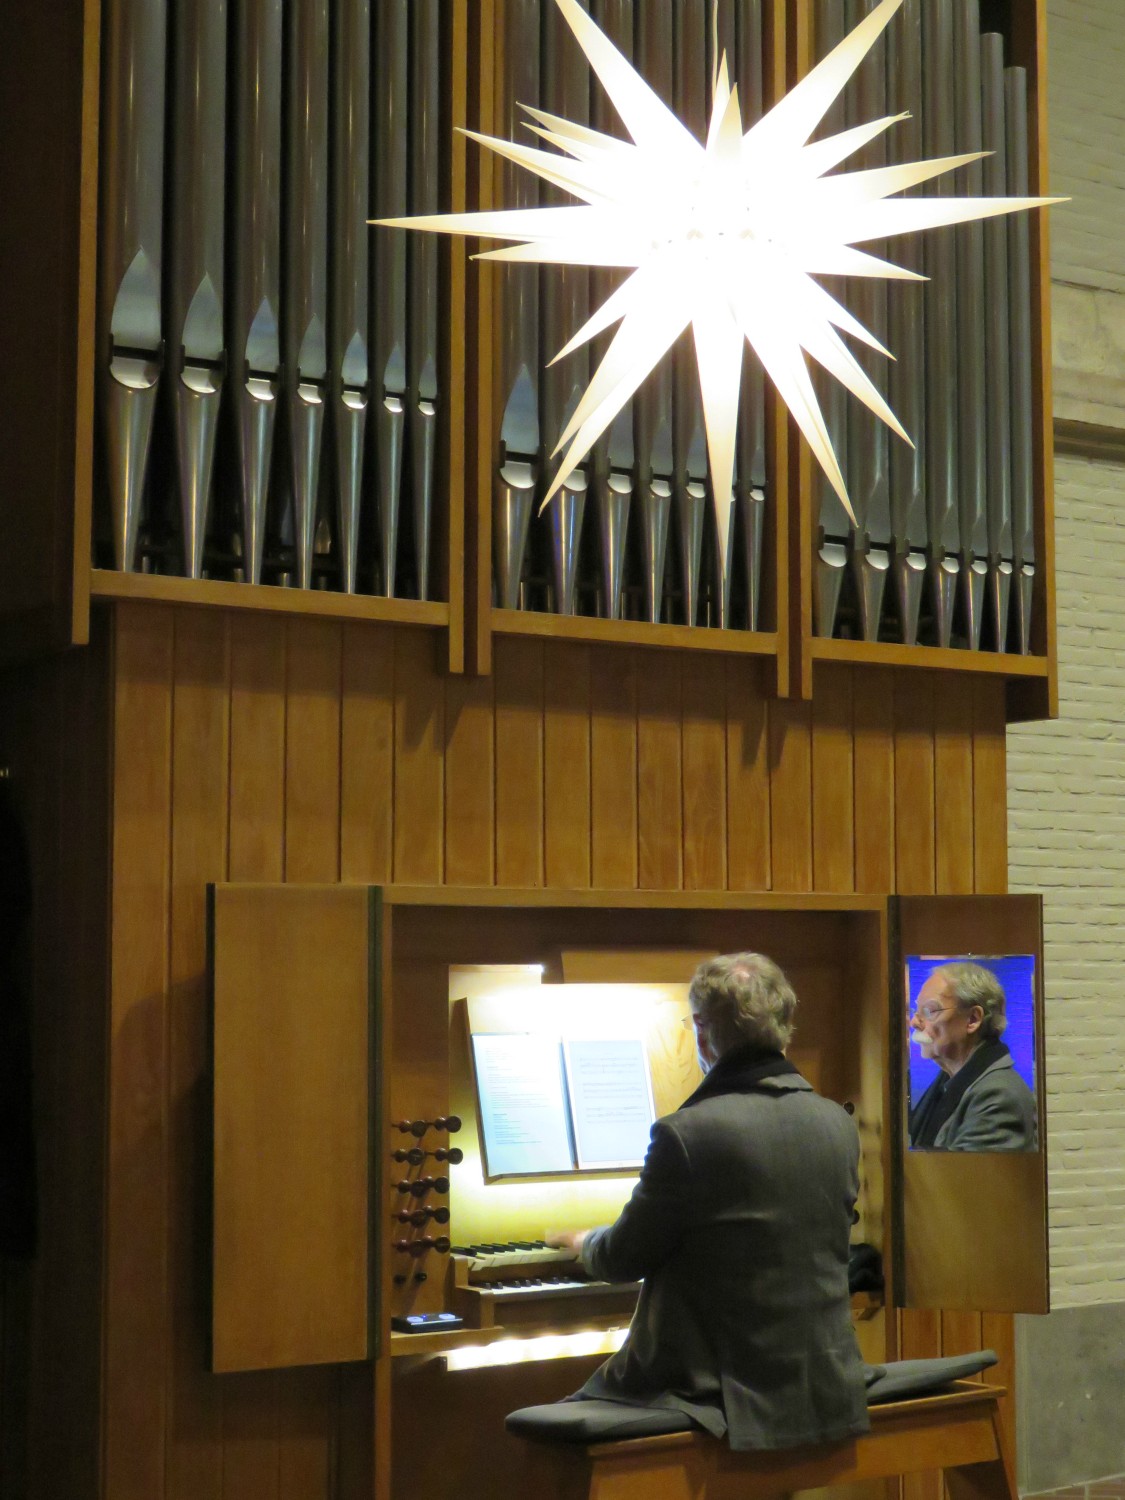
top-left (769, 699), bottom-right (813, 891)
top-left (854, 669), bottom-right (896, 894)
top-left (167, 608), bottom-right (228, 1500)
top-left (590, 651), bottom-right (638, 890)
top-left (341, 625), bottom-right (395, 884)
top-left (637, 653), bottom-right (683, 890)
top-left (211, 886), bottom-right (373, 1373)
top-left (544, 643), bottom-right (592, 889)
top-left (57, 613), bottom-right (1020, 1500)
top-left (812, 666), bottom-right (855, 893)
top-left (393, 632), bottom-right (446, 885)
top-left (105, 604), bottom-right (174, 1500)
top-left (0, 0), bottom-right (97, 655)
top-left (494, 638), bottom-right (544, 887)
top-left (682, 657), bottom-right (728, 891)
top-left (726, 658), bottom-right (771, 892)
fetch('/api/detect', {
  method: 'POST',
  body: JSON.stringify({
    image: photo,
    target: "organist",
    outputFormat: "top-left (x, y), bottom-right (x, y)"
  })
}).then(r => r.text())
top-left (541, 952), bottom-right (869, 1452)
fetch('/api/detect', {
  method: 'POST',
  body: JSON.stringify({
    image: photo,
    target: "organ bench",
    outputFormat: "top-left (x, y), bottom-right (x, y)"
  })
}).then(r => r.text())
top-left (510, 1382), bottom-right (1016, 1500)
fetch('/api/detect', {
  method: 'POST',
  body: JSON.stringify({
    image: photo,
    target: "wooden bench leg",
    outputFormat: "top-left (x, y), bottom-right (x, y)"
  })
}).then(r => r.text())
top-left (946, 1411), bottom-right (1018, 1500)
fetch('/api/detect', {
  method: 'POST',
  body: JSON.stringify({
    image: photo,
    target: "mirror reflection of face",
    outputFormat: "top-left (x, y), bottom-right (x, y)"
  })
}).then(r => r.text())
top-left (909, 972), bottom-right (983, 1074)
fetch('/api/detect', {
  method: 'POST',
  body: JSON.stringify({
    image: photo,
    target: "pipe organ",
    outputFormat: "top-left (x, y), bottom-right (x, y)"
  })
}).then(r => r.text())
top-left (84, 0), bottom-right (1051, 664)
top-left (96, 0), bottom-right (448, 597)
top-left (814, 0), bottom-right (1040, 652)
top-left (0, 0), bottom-right (1058, 1496)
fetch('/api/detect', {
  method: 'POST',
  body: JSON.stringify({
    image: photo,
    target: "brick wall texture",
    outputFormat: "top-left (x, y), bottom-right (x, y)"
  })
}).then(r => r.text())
top-left (1009, 456), bottom-right (1125, 1309)
top-left (1005, 4), bottom-right (1125, 1311)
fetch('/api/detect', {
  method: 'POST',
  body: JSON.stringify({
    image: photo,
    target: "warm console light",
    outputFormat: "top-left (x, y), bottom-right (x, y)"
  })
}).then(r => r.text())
top-left (444, 1326), bottom-right (629, 1373)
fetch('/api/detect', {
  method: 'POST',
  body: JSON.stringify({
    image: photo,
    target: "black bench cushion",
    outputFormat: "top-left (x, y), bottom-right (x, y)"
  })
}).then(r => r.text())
top-left (506, 1351), bottom-right (1000, 1445)
top-left (506, 1399), bottom-right (695, 1444)
top-left (864, 1350), bottom-right (998, 1404)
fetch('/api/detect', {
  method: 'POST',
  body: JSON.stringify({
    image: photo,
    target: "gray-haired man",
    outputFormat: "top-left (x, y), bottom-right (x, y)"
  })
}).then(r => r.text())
top-left (547, 952), bottom-right (868, 1453)
top-left (908, 962), bottom-right (1037, 1151)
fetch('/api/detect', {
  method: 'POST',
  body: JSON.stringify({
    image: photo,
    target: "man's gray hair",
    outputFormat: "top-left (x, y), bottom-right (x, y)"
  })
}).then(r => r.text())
top-left (689, 952), bottom-right (798, 1055)
top-left (941, 962), bottom-right (1008, 1043)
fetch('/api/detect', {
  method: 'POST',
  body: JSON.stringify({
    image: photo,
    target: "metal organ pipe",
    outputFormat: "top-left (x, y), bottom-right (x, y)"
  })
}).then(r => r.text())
top-left (1006, 66), bottom-right (1035, 656)
top-left (372, 0), bottom-right (409, 597)
top-left (735, 0), bottom-right (767, 631)
top-left (284, 0), bottom-right (330, 591)
top-left (541, 0), bottom-right (592, 617)
top-left (591, 0), bottom-right (635, 622)
top-left (492, 0), bottom-right (542, 611)
top-left (812, 0), bottom-right (851, 639)
top-left (673, 0), bottom-right (710, 628)
top-left (845, 0), bottom-right (891, 642)
top-left (330, 0), bottom-right (371, 595)
top-left (409, 0), bottom-right (442, 600)
top-left (168, 0), bottom-right (226, 582)
top-left (953, 0), bottom-right (988, 647)
top-left (99, 0), bottom-right (167, 572)
top-left (885, 0), bottom-right (927, 645)
top-left (230, 0), bottom-right (283, 586)
top-left (980, 33), bottom-right (1013, 650)
top-left (635, 0), bottom-right (676, 624)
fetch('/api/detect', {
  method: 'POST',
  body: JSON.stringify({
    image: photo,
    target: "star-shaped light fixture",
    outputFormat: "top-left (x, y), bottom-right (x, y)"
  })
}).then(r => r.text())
top-left (377, 0), bottom-right (1058, 581)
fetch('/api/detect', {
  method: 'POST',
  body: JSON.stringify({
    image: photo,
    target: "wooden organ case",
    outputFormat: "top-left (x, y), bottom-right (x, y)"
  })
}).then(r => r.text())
top-left (0, 2), bottom-right (1056, 1500)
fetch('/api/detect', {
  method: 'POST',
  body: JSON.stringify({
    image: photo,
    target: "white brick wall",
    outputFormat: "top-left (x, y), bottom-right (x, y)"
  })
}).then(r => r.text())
top-left (1046, 0), bottom-right (1125, 296)
top-left (1003, 0), bottom-right (1125, 1315)
top-left (1008, 454), bottom-right (1125, 1308)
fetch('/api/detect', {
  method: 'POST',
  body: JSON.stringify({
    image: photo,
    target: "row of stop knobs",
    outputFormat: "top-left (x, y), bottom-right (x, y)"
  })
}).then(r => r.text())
top-left (392, 1116), bottom-right (461, 1277)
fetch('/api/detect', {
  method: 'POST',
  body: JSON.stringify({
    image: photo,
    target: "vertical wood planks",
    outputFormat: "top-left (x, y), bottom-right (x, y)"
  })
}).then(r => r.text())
top-left (682, 656), bottom-right (727, 891)
top-left (393, 631), bottom-right (445, 885)
top-left (280, 624), bottom-right (341, 1496)
top-left (811, 665), bottom-right (855, 893)
top-left (768, 699), bottom-right (812, 891)
top-left (105, 603), bottom-right (173, 1500)
top-left (225, 610), bottom-right (287, 1499)
top-left (853, 669), bottom-right (895, 893)
top-left (167, 609), bottom-right (228, 1500)
top-left (229, 615), bottom-right (287, 884)
top-left (893, 669), bottom-right (939, 1500)
top-left (340, 625), bottom-right (395, 884)
top-left (543, 642), bottom-right (591, 889)
top-left (973, 679), bottom-right (1008, 892)
top-left (934, 676), bottom-right (975, 896)
top-left (726, 657), bottom-right (770, 892)
top-left (494, 638), bottom-right (544, 887)
top-left (590, 649), bottom-right (638, 890)
top-left (283, 621), bottom-right (342, 883)
top-left (443, 669), bottom-right (496, 886)
top-left (637, 651), bottom-right (683, 890)
top-left (894, 673), bottom-right (935, 896)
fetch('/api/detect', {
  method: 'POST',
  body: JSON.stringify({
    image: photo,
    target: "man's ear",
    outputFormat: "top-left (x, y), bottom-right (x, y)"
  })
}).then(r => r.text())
top-left (965, 1005), bottom-right (985, 1034)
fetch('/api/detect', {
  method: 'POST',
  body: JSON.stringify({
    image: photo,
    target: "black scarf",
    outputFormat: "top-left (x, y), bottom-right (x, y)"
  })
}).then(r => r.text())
top-left (678, 1041), bottom-right (800, 1111)
top-left (908, 1039), bottom-right (1011, 1148)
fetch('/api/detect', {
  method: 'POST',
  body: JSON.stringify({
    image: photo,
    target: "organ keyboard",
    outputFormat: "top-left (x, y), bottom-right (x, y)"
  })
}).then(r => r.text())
top-left (447, 1241), bottom-right (641, 1330)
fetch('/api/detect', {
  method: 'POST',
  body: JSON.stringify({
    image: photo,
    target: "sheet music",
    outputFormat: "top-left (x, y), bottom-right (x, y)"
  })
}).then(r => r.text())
top-left (471, 1033), bottom-right (574, 1178)
top-left (563, 1038), bottom-right (655, 1170)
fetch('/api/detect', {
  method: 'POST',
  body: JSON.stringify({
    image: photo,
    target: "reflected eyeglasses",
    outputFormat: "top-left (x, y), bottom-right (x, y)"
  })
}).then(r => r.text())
top-left (911, 1002), bottom-right (956, 1023)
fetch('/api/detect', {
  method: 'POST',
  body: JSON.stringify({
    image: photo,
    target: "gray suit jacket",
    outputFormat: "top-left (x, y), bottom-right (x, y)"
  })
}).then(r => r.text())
top-left (575, 1053), bottom-right (869, 1452)
top-left (932, 1053), bottom-right (1038, 1151)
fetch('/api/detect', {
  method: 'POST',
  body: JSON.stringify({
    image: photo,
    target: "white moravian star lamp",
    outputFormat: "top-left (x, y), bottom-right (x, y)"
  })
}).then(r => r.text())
top-left (375, 0), bottom-right (1059, 587)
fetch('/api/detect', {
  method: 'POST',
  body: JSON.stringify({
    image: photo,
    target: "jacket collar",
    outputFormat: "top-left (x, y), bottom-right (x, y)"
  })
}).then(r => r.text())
top-left (678, 1042), bottom-right (800, 1111)
top-left (909, 1039), bottom-right (1011, 1147)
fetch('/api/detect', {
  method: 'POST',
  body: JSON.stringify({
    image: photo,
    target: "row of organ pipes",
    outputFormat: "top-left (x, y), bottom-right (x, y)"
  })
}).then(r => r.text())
top-left (96, 0), bottom-right (1037, 648)
top-left (815, 0), bottom-right (1037, 651)
top-left (99, 0), bottom-right (441, 595)
top-left (493, 0), bottom-right (769, 628)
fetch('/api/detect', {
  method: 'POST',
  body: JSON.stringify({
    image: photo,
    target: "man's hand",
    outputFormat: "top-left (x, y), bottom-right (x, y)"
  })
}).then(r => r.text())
top-left (544, 1229), bottom-right (589, 1255)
